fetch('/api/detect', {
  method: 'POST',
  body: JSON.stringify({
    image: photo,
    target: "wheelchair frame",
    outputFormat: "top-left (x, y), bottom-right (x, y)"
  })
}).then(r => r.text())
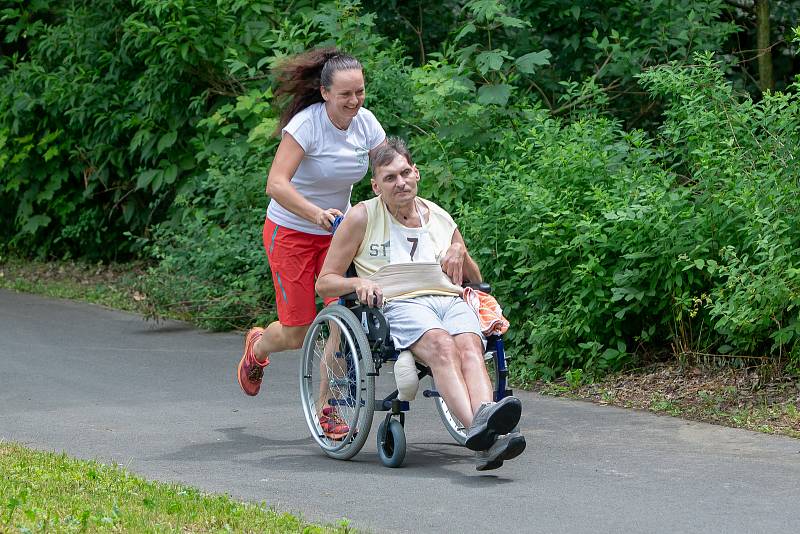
top-left (299, 292), bottom-right (512, 468)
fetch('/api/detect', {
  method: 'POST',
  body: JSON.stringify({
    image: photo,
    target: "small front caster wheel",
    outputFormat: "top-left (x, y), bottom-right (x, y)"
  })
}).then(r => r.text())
top-left (377, 419), bottom-right (406, 468)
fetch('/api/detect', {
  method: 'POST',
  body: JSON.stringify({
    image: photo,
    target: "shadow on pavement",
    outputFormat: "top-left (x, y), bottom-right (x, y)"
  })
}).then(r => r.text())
top-left (155, 426), bottom-right (521, 485)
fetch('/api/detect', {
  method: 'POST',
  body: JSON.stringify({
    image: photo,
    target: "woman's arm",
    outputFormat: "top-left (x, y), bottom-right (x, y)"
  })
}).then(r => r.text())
top-left (316, 204), bottom-right (384, 307)
top-left (266, 134), bottom-right (342, 232)
top-left (368, 137), bottom-right (387, 160)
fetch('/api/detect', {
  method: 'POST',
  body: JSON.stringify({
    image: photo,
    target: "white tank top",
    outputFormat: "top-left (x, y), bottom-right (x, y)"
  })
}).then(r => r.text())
top-left (353, 196), bottom-right (461, 300)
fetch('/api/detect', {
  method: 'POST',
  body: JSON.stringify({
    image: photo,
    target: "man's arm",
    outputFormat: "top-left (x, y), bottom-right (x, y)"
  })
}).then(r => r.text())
top-left (440, 229), bottom-right (482, 286)
top-left (316, 204), bottom-right (385, 307)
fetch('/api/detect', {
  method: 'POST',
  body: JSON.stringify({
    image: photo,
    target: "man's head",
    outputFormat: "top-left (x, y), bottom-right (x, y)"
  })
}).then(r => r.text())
top-left (370, 137), bottom-right (419, 206)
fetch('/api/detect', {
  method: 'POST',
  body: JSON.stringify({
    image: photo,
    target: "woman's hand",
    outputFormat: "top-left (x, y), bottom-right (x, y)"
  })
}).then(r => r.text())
top-left (354, 279), bottom-right (383, 308)
top-left (316, 208), bottom-right (344, 232)
top-left (440, 242), bottom-right (466, 286)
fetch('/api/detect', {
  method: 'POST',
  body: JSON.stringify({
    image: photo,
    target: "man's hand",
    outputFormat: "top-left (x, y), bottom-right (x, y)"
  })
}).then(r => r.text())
top-left (440, 242), bottom-right (466, 286)
top-left (316, 208), bottom-right (344, 232)
top-left (353, 279), bottom-right (383, 308)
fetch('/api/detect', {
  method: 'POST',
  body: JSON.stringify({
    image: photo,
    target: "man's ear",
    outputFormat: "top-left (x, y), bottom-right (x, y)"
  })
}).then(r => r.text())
top-left (371, 179), bottom-right (380, 195)
top-left (320, 85), bottom-right (329, 102)
top-left (412, 164), bottom-right (421, 181)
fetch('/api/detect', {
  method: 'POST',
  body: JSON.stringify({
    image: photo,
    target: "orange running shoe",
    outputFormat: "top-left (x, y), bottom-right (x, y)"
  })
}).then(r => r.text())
top-left (237, 327), bottom-right (268, 396)
top-left (320, 406), bottom-right (350, 440)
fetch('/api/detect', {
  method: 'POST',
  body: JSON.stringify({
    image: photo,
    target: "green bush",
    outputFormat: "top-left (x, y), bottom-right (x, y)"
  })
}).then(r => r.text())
top-left (641, 54), bottom-right (800, 369)
top-left (448, 54), bottom-right (800, 378)
top-left (0, 0), bottom-right (302, 259)
top-left (3, 0), bottom-right (798, 378)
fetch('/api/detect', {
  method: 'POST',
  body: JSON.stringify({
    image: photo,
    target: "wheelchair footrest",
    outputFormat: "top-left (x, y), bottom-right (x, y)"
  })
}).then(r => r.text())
top-left (328, 398), bottom-right (364, 408)
top-left (494, 389), bottom-right (514, 401)
top-left (376, 400), bottom-right (409, 412)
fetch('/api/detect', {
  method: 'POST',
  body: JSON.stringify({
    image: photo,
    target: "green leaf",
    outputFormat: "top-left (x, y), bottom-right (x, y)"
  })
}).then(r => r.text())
top-left (256, 56), bottom-right (271, 70)
top-left (515, 50), bottom-right (551, 74)
top-left (477, 84), bottom-right (511, 106)
top-left (454, 22), bottom-right (476, 43)
top-left (157, 131), bottom-right (178, 154)
top-left (135, 170), bottom-right (159, 190)
top-left (475, 50), bottom-right (505, 74)
top-left (20, 214), bottom-right (51, 234)
top-left (43, 146), bottom-right (59, 162)
top-left (498, 16), bottom-right (527, 29)
top-left (130, 129), bottom-right (151, 153)
top-left (163, 164), bottom-right (178, 185)
top-left (468, 0), bottom-right (505, 22)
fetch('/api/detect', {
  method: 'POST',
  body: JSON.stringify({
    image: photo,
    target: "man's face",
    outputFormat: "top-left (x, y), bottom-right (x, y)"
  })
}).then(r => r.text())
top-left (371, 153), bottom-right (419, 205)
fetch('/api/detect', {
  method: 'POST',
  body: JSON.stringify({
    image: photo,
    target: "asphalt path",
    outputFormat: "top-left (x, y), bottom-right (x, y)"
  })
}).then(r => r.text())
top-left (1, 288), bottom-right (799, 533)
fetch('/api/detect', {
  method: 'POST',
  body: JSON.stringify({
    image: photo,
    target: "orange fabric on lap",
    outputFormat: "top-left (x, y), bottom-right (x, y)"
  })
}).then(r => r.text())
top-left (462, 286), bottom-right (510, 336)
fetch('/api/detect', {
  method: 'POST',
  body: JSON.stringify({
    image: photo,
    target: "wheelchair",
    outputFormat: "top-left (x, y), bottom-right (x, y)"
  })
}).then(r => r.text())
top-left (298, 286), bottom-right (512, 468)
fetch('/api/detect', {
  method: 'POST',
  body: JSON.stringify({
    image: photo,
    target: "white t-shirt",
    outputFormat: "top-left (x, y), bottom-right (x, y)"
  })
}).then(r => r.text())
top-left (267, 102), bottom-right (386, 235)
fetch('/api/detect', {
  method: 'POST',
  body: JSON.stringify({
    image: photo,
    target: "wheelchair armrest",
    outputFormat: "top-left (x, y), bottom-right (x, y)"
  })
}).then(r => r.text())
top-left (464, 282), bottom-right (492, 293)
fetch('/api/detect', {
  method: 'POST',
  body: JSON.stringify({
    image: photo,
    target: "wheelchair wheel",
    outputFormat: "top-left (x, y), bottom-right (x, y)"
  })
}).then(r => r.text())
top-left (377, 419), bottom-right (406, 468)
top-left (434, 350), bottom-right (499, 446)
top-left (433, 386), bottom-right (468, 446)
top-left (299, 305), bottom-right (375, 460)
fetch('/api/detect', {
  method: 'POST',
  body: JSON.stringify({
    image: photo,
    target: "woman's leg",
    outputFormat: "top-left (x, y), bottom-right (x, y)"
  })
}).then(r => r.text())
top-left (257, 217), bottom-right (331, 361)
top-left (238, 218), bottom-right (326, 396)
top-left (252, 322), bottom-right (308, 362)
top-left (316, 320), bottom-right (343, 415)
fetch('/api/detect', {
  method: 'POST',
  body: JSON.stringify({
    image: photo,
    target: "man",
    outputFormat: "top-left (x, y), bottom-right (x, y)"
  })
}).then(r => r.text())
top-left (316, 137), bottom-right (525, 471)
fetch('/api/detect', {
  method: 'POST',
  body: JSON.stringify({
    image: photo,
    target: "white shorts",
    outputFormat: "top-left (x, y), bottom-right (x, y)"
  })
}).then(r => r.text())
top-left (382, 295), bottom-right (484, 350)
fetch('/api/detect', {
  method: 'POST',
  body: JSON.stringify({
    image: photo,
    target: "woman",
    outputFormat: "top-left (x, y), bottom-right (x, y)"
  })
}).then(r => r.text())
top-left (236, 47), bottom-right (385, 437)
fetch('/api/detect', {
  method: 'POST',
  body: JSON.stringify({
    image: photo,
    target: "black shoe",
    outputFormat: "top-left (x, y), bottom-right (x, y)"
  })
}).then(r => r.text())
top-left (475, 432), bottom-right (527, 471)
top-left (464, 396), bottom-right (522, 451)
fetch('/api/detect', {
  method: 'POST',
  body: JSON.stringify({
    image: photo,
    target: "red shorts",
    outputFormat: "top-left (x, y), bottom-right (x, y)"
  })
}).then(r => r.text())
top-left (263, 217), bottom-right (337, 327)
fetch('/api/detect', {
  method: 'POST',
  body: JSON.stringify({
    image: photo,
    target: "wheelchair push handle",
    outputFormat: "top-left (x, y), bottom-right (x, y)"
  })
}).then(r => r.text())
top-left (332, 215), bottom-right (344, 234)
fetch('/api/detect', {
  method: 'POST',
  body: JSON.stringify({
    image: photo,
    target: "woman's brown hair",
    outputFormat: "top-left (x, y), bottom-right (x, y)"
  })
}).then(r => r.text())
top-left (273, 47), bottom-right (362, 134)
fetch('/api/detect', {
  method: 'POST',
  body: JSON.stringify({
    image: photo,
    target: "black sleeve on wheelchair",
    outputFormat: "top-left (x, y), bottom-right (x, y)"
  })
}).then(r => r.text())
top-left (350, 304), bottom-right (390, 345)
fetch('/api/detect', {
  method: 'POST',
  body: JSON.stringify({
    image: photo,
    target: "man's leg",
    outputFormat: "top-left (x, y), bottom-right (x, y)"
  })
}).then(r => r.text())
top-left (410, 329), bottom-right (476, 427)
top-left (453, 333), bottom-right (493, 413)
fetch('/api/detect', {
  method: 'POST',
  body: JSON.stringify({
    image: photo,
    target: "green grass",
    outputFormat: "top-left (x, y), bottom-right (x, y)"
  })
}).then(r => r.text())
top-left (0, 256), bottom-right (145, 314)
top-left (0, 442), bottom-right (351, 533)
